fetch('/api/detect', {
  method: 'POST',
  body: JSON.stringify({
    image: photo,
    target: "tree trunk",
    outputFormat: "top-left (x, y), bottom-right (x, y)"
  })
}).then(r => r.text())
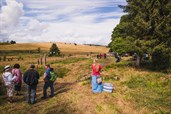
top-left (136, 56), bottom-right (141, 67)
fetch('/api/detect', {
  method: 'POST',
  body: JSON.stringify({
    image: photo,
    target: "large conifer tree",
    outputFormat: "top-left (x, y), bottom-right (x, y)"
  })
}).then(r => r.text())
top-left (109, 0), bottom-right (171, 69)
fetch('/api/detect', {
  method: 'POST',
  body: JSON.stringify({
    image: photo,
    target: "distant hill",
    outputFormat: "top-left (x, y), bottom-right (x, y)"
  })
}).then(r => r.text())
top-left (0, 42), bottom-right (109, 54)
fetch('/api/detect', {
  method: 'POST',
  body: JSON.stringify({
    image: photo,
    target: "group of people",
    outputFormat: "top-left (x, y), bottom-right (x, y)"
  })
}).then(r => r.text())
top-left (1, 59), bottom-right (103, 104)
top-left (2, 64), bottom-right (55, 104)
top-left (97, 53), bottom-right (107, 59)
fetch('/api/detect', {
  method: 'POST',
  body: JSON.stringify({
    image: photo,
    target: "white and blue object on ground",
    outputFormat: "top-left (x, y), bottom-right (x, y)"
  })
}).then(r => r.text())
top-left (103, 83), bottom-right (114, 93)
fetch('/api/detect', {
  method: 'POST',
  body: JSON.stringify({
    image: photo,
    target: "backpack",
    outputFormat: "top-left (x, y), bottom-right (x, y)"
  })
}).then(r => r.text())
top-left (26, 70), bottom-right (38, 86)
top-left (50, 71), bottom-right (57, 82)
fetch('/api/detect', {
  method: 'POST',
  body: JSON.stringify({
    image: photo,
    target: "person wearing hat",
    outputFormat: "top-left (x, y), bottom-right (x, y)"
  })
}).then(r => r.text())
top-left (2, 65), bottom-right (16, 103)
top-left (41, 64), bottom-right (54, 99)
top-left (23, 64), bottom-right (40, 104)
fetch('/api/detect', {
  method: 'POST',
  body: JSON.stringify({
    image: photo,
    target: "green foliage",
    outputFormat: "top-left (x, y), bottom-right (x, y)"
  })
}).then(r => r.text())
top-left (36, 47), bottom-right (41, 53)
top-left (126, 74), bottom-right (171, 113)
top-left (110, 37), bottom-right (135, 55)
top-left (109, 0), bottom-right (171, 68)
top-left (55, 67), bottom-right (69, 78)
top-left (152, 44), bottom-right (171, 70)
top-left (49, 43), bottom-right (60, 56)
top-left (10, 40), bottom-right (16, 44)
top-left (51, 58), bottom-right (87, 65)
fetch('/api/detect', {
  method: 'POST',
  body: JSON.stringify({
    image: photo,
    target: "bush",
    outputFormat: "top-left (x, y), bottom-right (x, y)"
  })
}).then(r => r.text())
top-left (56, 67), bottom-right (69, 78)
top-left (49, 43), bottom-right (60, 56)
top-left (152, 45), bottom-right (171, 70)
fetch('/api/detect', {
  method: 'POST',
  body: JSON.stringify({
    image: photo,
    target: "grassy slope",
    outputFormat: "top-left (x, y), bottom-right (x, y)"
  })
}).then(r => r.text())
top-left (0, 43), bottom-right (170, 113)
top-left (0, 56), bottom-right (170, 114)
top-left (0, 42), bottom-right (108, 54)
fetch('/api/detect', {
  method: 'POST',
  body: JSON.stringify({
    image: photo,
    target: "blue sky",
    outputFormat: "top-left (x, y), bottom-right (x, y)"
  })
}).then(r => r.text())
top-left (0, 0), bottom-right (126, 45)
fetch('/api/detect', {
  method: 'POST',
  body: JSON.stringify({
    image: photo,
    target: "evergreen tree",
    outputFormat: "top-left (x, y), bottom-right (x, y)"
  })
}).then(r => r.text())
top-left (49, 43), bottom-right (60, 56)
top-left (109, 0), bottom-right (171, 69)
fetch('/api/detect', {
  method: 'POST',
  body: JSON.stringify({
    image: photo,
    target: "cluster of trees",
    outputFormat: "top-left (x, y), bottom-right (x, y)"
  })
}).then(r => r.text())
top-left (0, 40), bottom-right (16, 45)
top-left (109, 0), bottom-right (171, 69)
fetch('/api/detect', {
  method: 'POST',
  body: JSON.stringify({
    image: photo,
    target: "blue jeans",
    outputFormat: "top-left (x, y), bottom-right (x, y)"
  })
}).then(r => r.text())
top-left (43, 82), bottom-right (54, 97)
top-left (92, 76), bottom-right (103, 93)
top-left (27, 85), bottom-right (37, 103)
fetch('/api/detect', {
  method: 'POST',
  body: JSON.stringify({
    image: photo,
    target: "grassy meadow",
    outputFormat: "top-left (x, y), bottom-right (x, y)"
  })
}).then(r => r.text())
top-left (0, 43), bottom-right (170, 114)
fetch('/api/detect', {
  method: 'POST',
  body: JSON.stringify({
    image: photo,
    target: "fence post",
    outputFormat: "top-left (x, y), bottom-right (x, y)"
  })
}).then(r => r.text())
top-left (40, 56), bottom-right (42, 65)
top-left (44, 54), bottom-right (46, 65)
top-left (37, 58), bottom-right (39, 65)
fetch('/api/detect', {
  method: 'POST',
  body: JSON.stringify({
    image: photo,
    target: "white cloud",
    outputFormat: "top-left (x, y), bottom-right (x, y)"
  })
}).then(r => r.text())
top-left (0, 0), bottom-right (24, 34)
top-left (9, 17), bottom-right (120, 45)
top-left (4, 0), bottom-right (127, 45)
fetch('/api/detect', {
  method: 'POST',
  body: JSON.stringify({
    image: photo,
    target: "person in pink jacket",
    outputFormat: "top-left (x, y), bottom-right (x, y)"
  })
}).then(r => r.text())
top-left (12, 64), bottom-right (22, 95)
top-left (2, 65), bottom-right (16, 103)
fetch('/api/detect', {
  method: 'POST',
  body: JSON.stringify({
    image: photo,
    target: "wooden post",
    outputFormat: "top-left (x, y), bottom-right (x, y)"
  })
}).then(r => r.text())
top-left (40, 56), bottom-right (42, 65)
top-left (37, 58), bottom-right (39, 65)
top-left (44, 54), bottom-right (46, 65)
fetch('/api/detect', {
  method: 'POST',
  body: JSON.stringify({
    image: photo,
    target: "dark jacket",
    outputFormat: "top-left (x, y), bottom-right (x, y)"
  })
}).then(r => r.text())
top-left (23, 69), bottom-right (40, 85)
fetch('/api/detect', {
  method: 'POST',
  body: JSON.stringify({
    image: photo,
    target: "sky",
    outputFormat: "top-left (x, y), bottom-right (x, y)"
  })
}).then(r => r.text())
top-left (0, 0), bottom-right (126, 45)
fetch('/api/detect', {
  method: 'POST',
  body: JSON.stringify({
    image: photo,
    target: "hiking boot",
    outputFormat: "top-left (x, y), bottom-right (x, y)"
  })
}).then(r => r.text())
top-left (49, 95), bottom-right (54, 97)
top-left (31, 101), bottom-right (37, 104)
top-left (41, 96), bottom-right (47, 99)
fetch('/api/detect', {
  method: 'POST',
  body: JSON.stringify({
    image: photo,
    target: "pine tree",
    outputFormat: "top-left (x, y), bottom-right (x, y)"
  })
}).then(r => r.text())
top-left (109, 0), bottom-right (171, 68)
top-left (49, 43), bottom-right (60, 56)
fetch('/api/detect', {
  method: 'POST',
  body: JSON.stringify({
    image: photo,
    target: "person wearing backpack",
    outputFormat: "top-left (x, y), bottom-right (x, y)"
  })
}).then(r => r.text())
top-left (23, 64), bottom-right (39, 104)
top-left (12, 63), bottom-right (22, 96)
top-left (41, 64), bottom-right (54, 99)
top-left (2, 65), bottom-right (16, 103)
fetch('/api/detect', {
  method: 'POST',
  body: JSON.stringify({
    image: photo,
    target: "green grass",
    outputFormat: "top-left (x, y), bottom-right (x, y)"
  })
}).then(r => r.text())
top-left (56, 67), bottom-right (70, 78)
top-left (125, 73), bottom-right (171, 113)
top-left (0, 55), bottom-right (171, 114)
top-left (50, 57), bottom-right (88, 65)
top-left (105, 60), bottom-right (132, 71)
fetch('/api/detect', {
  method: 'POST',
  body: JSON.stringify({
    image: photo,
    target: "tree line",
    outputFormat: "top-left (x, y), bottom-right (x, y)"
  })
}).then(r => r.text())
top-left (0, 40), bottom-right (16, 45)
top-left (109, 0), bottom-right (171, 70)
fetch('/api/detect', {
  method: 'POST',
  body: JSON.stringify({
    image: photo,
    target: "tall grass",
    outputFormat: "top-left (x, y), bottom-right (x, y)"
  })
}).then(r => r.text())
top-left (125, 73), bottom-right (171, 113)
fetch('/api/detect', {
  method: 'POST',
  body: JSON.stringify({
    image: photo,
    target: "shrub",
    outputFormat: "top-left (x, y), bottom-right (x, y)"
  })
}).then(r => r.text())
top-left (152, 45), bottom-right (171, 70)
top-left (36, 47), bottom-right (41, 53)
top-left (49, 43), bottom-right (60, 56)
top-left (56, 67), bottom-right (69, 78)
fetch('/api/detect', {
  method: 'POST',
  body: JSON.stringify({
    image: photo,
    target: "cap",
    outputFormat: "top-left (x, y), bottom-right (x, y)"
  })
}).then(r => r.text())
top-left (30, 64), bottom-right (35, 69)
top-left (4, 65), bottom-right (11, 71)
top-left (46, 64), bottom-right (50, 67)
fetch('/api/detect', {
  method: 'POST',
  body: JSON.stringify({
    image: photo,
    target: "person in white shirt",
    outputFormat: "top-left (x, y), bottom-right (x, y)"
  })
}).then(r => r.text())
top-left (2, 65), bottom-right (16, 103)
